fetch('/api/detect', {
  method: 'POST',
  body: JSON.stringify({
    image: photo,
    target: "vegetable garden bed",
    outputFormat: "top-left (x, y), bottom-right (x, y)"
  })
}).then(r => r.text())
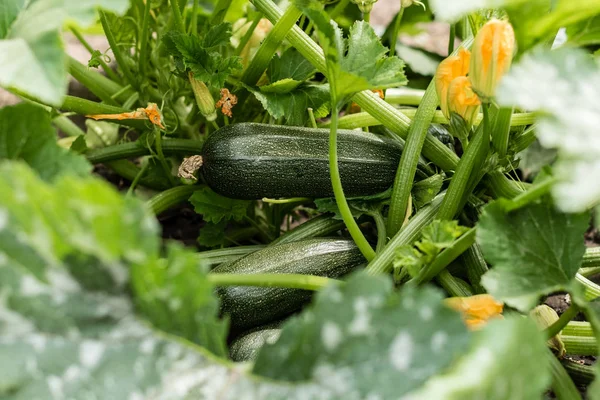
top-left (1, 0), bottom-right (600, 398)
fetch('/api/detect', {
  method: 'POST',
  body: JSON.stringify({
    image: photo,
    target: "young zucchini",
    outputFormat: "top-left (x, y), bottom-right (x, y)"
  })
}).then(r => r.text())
top-left (211, 238), bottom-right (365, 329)
top-left (201, 123), bottom-right (402, 199)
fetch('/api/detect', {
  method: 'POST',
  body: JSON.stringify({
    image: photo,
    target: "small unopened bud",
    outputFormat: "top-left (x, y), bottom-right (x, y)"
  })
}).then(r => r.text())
top-left (189, 72), bottom-right (217, 121)
top-left (469, 19), bottom-right (515, 100)
top-left (529, 305), bottom-right (565, 357)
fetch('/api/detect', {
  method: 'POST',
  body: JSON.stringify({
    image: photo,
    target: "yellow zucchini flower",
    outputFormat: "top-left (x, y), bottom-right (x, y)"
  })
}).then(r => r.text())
top-left (434, 48), bottom-right (471, 120)
top-left (469, 19), bottom-right (515, 100)
top-left (444, 294), bottom-right (504, 330)
top-left (447, 76), bottom-right (481, 128)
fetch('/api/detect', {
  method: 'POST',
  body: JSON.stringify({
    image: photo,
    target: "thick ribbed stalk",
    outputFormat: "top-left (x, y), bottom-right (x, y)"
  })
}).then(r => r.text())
top-left (491, 106), bottom-right (513, 158)
top-left (549, 351), bottom-right (582, 400)
top-left (146, 185), bottom-right (199, 215)
top-left (462, 243), bottom-right (489, 293)
top-left (387, 81), bottom-right (439, 236)
top-left (241, 5), bottom-right (302, 87)
top-left (85, 139), bottom-right (203, 164)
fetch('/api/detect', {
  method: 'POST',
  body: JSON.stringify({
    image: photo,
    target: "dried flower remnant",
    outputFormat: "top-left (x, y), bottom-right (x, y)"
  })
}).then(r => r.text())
top-left (87, 103), bottom-right (166, 129)
top-left (444, 294), bottom-right (504, 330)
top-left (216, 89), bottom-right (238, 118)
top-left (469, 19), bottom-right (515, 100)
top-left (178, 155), bottom-right (204, 181)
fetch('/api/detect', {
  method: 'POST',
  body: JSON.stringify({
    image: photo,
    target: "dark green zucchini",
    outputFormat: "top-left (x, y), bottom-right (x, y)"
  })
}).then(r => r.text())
top-left (212, 238), bottom-right (365, 329)
top-left (230, 327), bottom-right (282, 362)
top-left (201, 123), bottom-right (402, 199)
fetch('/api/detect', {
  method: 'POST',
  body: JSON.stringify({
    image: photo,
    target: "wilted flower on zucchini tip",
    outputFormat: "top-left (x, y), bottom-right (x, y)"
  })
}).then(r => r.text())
top-left (469, 19), bottom-right (515, 100)
top-left (434, 48), bottom-right (471, 120)
top-left (444, 294), bottom-right (504, 330)
top-left (447, 76), bottom-right (481, 128)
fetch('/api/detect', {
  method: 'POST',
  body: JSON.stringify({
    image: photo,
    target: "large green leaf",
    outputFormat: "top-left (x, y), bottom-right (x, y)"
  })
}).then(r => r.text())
top-left (253, 273), bottom-right (472, 397)
top-left (477, 201), bottom-right (589, 311)
top-left (189, 186), bottom-right (251, 224)
top-left (498, 48), bottom-right (600, 212)
top-left (0, 0), bottom-right (129, 105)
top-left (409, 317), bottom-right (551, 399)
top-left (250, 83), bottom-right (331, 126)
top-left (295, 0), bottom-right (406, 99)
top-left (267, 47), bottom-right (315, 83)
top-left (0, 103), bottom-right (91, 181)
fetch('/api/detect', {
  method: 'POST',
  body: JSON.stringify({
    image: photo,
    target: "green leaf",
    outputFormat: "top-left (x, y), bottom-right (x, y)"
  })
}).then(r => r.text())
top-left (567, 15), bottom-right (600, 46)
top-left (202, 22), bottom-right (233, 48)
top-left (189, 186), bottom-right (251, 224)
top-left (70, 135), bottom-right (89, 154)
top-left (197, 221), bottom-right (227, 248)
top-left (259, 78), bottom-right (303, 94)
top-left (413, 174), bottom-right (444, 209)
top-left (498, 48), bottom-right (600, 212)
top-left (267, 48), bottom-right (316, 83)
top-left (0, 103), bottom-right (91, 180)
top-left (249, 83), bottom-right (331, 126)
top-left (477, 201), bottom-right (589, 311)
top-left (131, 244), bottom-right (228, 357)
top-left (409, 317), bottom-right (551, 399)
top-left (253, 273), bottom-right (471, 396)
top-left (0, 0), bottom-right (129, 105)
top-left (295, 1), bottom-right (406, 98)
top-left (163, 31), bottom-right (242, 88)
top-left (394, 220), bottom-right (469, 278)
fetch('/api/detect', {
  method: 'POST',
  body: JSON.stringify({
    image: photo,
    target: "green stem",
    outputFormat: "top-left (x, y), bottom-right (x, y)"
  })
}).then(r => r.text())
top-left (437, 120), bottom-right (489, 220)
top-left (199, 245), bottom-right (266, 268)
top-left (503, 177), bottom-right (556, 212)
top-left (389, 7), bottom-right (404, 58)
top-left (576, 273), bottom-right (600, 300)
top-left (169, 0), bottom-right (186, 33)
top-left (154, 128), bottom-right (178, 187)
top-left (68, 57), bottom-right (121, 106)
top-left (207, 273), bottom-right (339, 290)
top-left (235, 15), bottom-right (263, 56)
top-left (210, 0), bottom-right (233, 24)
top-left (85, 139), bottom-right (203, 164)
top-left (370, 211), bottom-right (387, 253)
top-left (329, 0), bottom-right (350, 19)
top-left (252, 0), bottom-right (462, 172)
top-left (448, 24), bottom-right (456, 55)
top-left (462, 243), bottom-right (489, 294)
top-left (272, 214), bottom-right (345, 245)
top-left (561, 359), bottom-right (596, 386)
top-left (189, 0), bottom-right (199, 33)
top-left (52, 114), bottom-right (85, 137)
top-left (329, 102), bottom-right (376, 261)
top-left (105, 159), bottom-right (168, 190)
top-left (100, 11), bottom-right (138, 88)
top-left (581, 246), bottom-right (600, 270)
top-left (485, 170), bottom-right (526, 199)
top-left (410, 228), bottom-right (477, 285)
top-left (385, 88), bottom-right (424, 105)
top-left (562, 335), bottom-right (597, 356)
top-left (511, 125), bottom-right (537, 153)
top-left (69, 27), bottom-right (121, 83)
top-left (308, 108), bottom-right (318, 128)
top-left (146, 185), bottom-right (199, 215)
top-left (549, 350), bottom-right (582, 400)
top-left (328, 110), bottom-right (535, 130)
top-left (563, 321), bottom-right (594, 337)
top-left (491, 106), bottom-right (513, 158)
top-left (241, 5), bottom-right (302, 87)
top-left (366, 193), bottom-right (444, 274)
top-left (127, 161), bottom-right (150, 196)
top-left (139, 0), bottom-right (153, 78)
top-left (387, 81), bottom-right (439, 236)
top-left (546, 304), bottom-right (581, 340)
top-left (437, 270), bottom-right (473, 297)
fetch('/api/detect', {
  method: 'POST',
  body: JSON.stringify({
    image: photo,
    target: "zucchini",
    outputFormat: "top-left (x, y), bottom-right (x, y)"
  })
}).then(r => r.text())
top-left (201, 123), bottom-right (402, 199)
top-left (230, 327), bottom-right (282, 362)
top-left (212, 238), bottom-right (365, 329)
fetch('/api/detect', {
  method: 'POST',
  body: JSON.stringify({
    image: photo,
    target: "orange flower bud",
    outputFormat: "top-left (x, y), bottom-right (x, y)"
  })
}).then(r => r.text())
top-left (434, 48), bottom-right (471, 120)
top-left (447, 76), bottom-right (481, 128)
top-left (444, 294), bottom-right (504, 330)
top-left (469, 19), bottom-right (515, 100)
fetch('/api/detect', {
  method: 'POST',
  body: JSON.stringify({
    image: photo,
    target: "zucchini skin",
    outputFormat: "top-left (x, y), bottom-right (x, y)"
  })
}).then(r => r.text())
top-left (230, 327), bottom-right (282, 362)
top-left (201, 123), bottom-right (402, 199)
top-left (212, 238), bottom-right (365, 329)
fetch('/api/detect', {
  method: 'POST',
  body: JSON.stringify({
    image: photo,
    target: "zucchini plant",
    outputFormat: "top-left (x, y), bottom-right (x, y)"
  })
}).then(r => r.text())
top-left (1, 0), bottom-right (600, 398)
